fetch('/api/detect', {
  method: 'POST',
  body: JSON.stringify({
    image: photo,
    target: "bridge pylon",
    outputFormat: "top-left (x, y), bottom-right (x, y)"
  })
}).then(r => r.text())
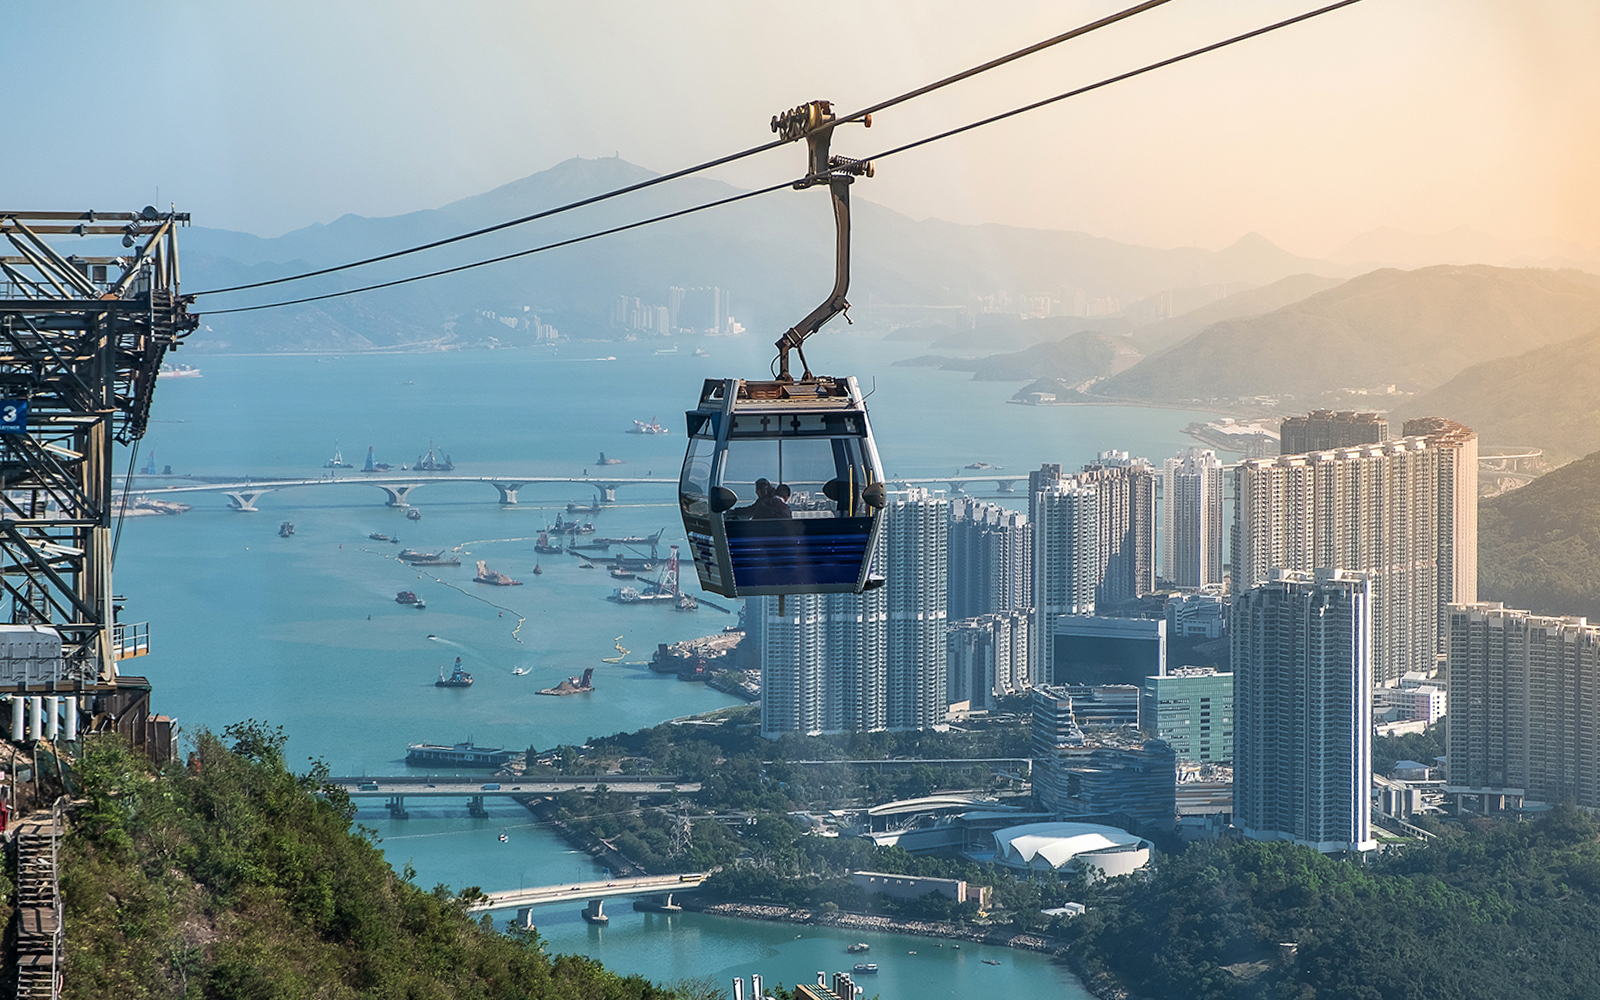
top-left (377, 483), bottom-right (424, 507)
top-left (223, 489), bottom-right (276, 512)
top-left (491, 481), bottom-right (527, 504)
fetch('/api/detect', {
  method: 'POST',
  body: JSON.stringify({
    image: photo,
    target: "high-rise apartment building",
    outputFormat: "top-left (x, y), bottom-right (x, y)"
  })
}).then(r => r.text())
top-left (948, 498), bottom-right (1031, 621)
top-left (1079, 451), bottom-right (1156, 606)
top-left (1029, 467), bottom-right (1099, 687)
top-left (1445, 603), bottom-right (1600, 810)
top-left (883, 488), bottom-right (949, 730)
top-left (1233, 438), bottom-right (1441, 682)
top-left (1279, 410), bottom-right (1388, 454)
top-left (1141, 666), bottom-right (1234, 763)
top-left (1403, 417), bottom-right (1479, 614)
top-left (1232, 569), bottom-right (1375, 853)
top-left (946, 610), bottom-right (1030, 710)
top-left (758, 489), bottom-right (946, 737)
top-left (1161, 448), bottom-right (1225, 588)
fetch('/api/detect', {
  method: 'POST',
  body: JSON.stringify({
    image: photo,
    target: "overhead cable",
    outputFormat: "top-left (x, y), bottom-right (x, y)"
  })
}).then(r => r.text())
top-left (199, 0), bottom-right (1365, 317)
top-left (191, 0), bottom-right (1177, 298)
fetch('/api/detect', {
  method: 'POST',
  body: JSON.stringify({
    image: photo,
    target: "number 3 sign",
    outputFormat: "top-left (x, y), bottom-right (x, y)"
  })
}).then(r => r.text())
top-left (0, 401), bottom-right (27, 434)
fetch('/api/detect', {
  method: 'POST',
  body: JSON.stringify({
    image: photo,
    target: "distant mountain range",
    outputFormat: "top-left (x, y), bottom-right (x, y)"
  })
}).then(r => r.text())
top-left (1329, 225), bottom-right (1600, 274)
top-left (173, 156), bottom-right (1362, 353)
top-left (1394, 325), bottom-right (1600, 464)
top-left (894, 330), bottom-right (1143, 383)
top-left (1088, 265), bottom-right (1600, 407)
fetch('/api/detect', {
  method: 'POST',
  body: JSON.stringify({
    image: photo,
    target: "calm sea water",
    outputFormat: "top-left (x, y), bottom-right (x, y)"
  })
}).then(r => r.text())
top-left (114, 333), bottom-right (1216, 998)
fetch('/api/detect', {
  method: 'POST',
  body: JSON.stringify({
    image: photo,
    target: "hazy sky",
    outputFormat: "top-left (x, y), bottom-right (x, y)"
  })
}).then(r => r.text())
top-left (6, 1), bottom-right (1597, 256)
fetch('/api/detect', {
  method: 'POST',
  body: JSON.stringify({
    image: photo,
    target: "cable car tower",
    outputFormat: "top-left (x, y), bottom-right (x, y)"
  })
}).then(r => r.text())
top-left (0, 208), bottom-right (197, 692)
top-left (679, 102), bottom-right (887, 598)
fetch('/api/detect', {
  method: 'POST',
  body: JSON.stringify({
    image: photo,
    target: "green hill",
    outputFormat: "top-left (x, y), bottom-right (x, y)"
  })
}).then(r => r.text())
top-left (1394, 326), bottom-right (1600, 463)
top-left (61, 724), bottom-right (679, 1000)
top-left (1129, 272), bottom-right (1346, 351)
top-left (1093, 265), bottom-right (1600, 406)
top-left (1479, 449), bottom-right (1600, 619)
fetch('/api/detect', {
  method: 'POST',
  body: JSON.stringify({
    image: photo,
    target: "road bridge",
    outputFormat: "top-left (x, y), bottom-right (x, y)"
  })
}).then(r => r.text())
top-left (465, 873), bottom-right (709, 925)
top-left (327, 776), bottom-right (698, 819)
top-left (120, 474), bottom-right (677, 510)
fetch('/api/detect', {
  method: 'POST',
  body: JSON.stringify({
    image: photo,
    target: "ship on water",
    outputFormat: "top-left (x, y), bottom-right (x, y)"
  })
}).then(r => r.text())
top-left (534, 531), bottom-right (564, 555)
top-left (395, 591), bottom-right (426, 609)
top-left (159, 363), bottom-right (202, 378)
top-left (627, 417), bottom-right (669, 435)
top-left (415, 443), bottom-right (454, 471)
top-left (435, 657), bottom-right (472, 687)
top-left (368, 532), bottom-right (397, 543)
top-left (398, 549), bottom-right (461, 567)
top-left (404, 740), bottom-right (512, 768)
top-left (566, 495), bottom-right (603, 514)
top-left (278, 522), bottom-right (295, 537)
top-left (406, 508), bottom-right (422, 521)
top-left (537, 667), bottom-right (595, 697)
top-left (475, 561), bottom-right (522, 586)
top-left (596, 452), bottom-right (624, 466)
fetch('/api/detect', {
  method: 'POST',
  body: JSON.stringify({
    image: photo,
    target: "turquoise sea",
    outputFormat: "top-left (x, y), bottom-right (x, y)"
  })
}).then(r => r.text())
top-left (114, 332), bottom-right (1218, 998)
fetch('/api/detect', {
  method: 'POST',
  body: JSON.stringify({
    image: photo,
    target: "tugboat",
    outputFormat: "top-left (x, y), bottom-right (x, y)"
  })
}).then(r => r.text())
top-left (395, 591), bottom-right (426, 609)
top-left (435, 657), bottom-right (473, 687)
top-left (535, 530), bottom-right (565, 554)
top-left (406, 508), bottom-right (422, 521)
top-left (278, 521), bottom-right (295, 537)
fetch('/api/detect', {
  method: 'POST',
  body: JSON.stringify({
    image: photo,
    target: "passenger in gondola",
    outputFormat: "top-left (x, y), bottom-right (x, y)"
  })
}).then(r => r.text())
top-left (733, 478), bottom-right (793, 519)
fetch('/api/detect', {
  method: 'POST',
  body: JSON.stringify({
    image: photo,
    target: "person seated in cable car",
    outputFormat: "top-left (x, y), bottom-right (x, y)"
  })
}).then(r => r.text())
top-left (732, 478), bottom-right (793, 519)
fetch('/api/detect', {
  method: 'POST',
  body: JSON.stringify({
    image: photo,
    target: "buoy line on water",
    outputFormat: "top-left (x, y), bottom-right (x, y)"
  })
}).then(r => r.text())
top-left (359, 545), bottom-right (528, 643)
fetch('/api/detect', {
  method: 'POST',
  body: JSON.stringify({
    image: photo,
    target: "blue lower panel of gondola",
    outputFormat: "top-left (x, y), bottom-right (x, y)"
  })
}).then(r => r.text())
top-left (725, 518), bottom-right (873, 591)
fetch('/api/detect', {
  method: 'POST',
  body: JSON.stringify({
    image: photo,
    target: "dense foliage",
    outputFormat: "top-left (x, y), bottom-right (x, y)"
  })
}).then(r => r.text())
top-left (59, 723), bottom-right (690, 1000)
top-left (1062, 807), bottom-right (1600, 1000)
top-left (1480, 448), bottom-right (1600, 620)
top-left (1371, 721), bottom-right (1445, 775)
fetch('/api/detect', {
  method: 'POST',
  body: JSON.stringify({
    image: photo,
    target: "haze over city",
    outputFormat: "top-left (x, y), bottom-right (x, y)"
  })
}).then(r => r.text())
top-left (6, 0), bottom-right (1599, 256)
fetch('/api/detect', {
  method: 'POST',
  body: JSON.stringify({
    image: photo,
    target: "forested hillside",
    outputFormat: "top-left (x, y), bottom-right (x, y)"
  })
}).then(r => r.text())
top-left (1479, 449), bottom-right (1600, 620)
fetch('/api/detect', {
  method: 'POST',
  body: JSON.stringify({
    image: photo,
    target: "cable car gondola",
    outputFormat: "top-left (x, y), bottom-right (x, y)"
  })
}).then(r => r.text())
top-left (679, 100), bottom-right (885, 598)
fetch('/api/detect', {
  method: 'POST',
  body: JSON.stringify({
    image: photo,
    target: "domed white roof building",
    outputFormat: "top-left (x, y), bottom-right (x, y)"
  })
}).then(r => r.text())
top-left (991, 822), bottom-right (1151, 879)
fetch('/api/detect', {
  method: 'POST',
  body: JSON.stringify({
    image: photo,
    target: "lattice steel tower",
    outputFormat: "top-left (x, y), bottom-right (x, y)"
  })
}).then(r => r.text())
top-left (0, 208), bottom-right (196, 684)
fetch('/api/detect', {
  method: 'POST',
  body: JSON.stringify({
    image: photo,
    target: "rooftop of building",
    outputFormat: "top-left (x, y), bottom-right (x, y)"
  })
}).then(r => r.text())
top-left (992, 821), bottom-right (1149, 869)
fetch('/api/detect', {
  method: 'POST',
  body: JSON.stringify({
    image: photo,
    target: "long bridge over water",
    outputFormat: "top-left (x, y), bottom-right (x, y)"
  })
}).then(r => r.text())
top-left (121, 472), bottom-right (1035, 511)
top-left (465, 873), bottom-right (711, 925)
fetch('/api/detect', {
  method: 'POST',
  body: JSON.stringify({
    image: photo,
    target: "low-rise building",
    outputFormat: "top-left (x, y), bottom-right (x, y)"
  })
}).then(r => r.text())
top-left (851, 871), bottom-right (990, 909)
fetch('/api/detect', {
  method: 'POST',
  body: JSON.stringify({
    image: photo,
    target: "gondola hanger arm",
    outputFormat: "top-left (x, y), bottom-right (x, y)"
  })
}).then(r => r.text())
top-left (770, 100), bottom-right (873, 384)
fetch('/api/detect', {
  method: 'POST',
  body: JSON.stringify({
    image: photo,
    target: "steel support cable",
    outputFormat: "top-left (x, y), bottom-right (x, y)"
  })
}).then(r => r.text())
top-left (190, 0), bottom-right (1177, 298)
top-left (198, 0), bottom-right (1364, 317)
top-left (200, 183), bottom-right (791, 315)
top-left (854, 0), bottom-right (1367, 168)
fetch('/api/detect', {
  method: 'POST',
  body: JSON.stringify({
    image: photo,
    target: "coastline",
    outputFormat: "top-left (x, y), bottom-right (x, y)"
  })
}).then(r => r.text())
top-left (677, 899), bottom-right (1129, 1000)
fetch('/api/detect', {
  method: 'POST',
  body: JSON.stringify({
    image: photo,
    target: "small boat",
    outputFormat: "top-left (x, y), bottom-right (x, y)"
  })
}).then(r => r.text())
top-left (965, 461), bottom-right (1002, 470)
top-left (395, 591), bottom-right (426, 609)
top-left (982, 959), bottom-right (1001, 966)
top-left (159, 363), bottom-right (203, 378)
top-left (532, 563), bottom-right (543, 576)
top-left (278, 521), bottom-right (295, 537)
top-left (847, 943), bottom-right (870, 954)
top-left (369, 532), bottom-right (392, 542)
top-left (406, 509), bottom-right (422, 521)
top-left (436, 657), bottom-right (473, 688)
top-left (511, 667), bottom-right (528, 676)
top-left (609, 569), bottom-right (635, 580)
top-left (852, 964), bottom-right (878, 974)
top-left (693, 348), bottom-right (710, 358)
top-left (498, 830), bottom-right (508, 843)
top-left (907, 950), bottom-right (917, 955)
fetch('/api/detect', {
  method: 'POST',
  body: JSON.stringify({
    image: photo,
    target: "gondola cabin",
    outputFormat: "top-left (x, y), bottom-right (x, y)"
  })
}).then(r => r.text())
top-left (680, 376), bottom-right (886, 598)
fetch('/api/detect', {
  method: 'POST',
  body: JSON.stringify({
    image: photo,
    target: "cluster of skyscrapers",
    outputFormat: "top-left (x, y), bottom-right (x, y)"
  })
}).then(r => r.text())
top-left (754, 406), bottom-right (1600, 856)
